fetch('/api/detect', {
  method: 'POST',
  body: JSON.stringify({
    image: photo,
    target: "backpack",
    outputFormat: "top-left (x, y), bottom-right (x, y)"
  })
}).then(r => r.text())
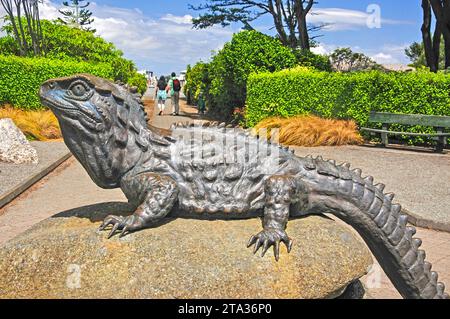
top-left (172, 79), bottom-right (181, 92)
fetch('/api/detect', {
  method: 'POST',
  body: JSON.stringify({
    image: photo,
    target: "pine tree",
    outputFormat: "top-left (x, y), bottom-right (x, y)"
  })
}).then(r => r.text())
top-left (58, 0), bottom-right (95, 32)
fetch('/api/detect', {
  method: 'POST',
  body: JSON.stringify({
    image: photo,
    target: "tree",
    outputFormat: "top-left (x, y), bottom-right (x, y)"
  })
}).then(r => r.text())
top-left (405, 42), bottom-right (425, 66)
top-left (189, 0), bottom-right (319, 50)
top-left (0, 0), bottom-right (44, 56)
top-left (58, 0), bottom-right (95, 32)
top-left (405, 40), bottom-right (446, 69)
top-left (329, 48), bottom-right (382, 72)
top-left (201, 31), bottom-right (297, 120)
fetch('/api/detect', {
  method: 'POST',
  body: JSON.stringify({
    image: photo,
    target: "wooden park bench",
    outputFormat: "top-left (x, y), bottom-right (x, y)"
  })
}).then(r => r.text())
top-left (361, 112), bottom-right (450, 152)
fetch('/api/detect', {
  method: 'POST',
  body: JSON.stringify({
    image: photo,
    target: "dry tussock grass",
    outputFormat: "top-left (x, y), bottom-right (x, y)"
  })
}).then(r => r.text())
top-left (253, 115), bottom-right (364, 147)
top-left (0, 105), bottom-right (61, 141)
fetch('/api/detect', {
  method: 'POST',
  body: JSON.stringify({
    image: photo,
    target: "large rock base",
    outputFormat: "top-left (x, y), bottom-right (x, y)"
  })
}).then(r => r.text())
top-left (0, 203), bottom-right (372, 299)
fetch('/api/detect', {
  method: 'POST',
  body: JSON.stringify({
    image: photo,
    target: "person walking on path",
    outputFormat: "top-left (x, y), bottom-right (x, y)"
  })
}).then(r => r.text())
top-left (198, 91), bottom-right (206, 115)
top-left (169, 72), bottom-right (181, 116)
top-left (155, 76), bottom-right (169, 116)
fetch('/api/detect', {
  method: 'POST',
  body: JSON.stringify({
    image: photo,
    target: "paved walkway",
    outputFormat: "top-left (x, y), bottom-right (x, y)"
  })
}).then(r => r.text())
top-left (0, 90), bottom-right (449, 299)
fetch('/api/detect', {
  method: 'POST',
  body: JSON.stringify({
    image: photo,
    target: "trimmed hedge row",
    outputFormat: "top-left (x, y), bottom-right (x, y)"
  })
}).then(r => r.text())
top-left (246, 68), bottom-right (450, 133)
top-left (0, 55), bottom-right (114, 109)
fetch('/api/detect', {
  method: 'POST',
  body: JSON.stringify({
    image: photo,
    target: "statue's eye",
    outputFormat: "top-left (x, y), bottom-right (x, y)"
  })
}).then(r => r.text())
top-left (69, 81), bottom-right (90, 97)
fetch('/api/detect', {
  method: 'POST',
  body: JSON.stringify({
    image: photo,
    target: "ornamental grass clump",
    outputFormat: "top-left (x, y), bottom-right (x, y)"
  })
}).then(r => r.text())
top-left (253, 115), bottom-right (364, 147)
top-left (0, 106), bottom-right (61, 141)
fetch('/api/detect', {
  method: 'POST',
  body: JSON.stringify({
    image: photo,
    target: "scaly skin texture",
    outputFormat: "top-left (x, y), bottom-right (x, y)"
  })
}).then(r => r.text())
top-left (39, 74), bottom-right (449, 299)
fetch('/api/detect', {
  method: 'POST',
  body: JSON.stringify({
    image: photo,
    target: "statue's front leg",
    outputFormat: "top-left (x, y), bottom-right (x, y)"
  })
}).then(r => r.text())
top-left (100, 173), bottom-right (179, 238)
top-left (247, 176), bottom-right (295, 261)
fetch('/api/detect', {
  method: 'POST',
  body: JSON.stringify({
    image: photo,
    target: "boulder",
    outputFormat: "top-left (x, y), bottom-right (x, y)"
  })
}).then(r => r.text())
top-left (0, 203), bottom-right (372, 299)
top-left (0, 118), bottom-right (38, 164)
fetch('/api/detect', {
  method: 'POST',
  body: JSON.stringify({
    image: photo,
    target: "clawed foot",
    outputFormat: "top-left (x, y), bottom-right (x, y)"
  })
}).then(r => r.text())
top-left (247, 228), bottom-right (293, 261)
top-left (99, 215), bottom-right (142, 239)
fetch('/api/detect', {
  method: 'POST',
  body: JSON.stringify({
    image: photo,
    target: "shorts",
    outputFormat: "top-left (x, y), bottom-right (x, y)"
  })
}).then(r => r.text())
top-left (157, 90), bottom-right (167, 101)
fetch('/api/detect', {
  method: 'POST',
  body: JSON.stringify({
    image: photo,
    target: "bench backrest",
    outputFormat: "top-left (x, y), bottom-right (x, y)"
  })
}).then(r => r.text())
top-left (369, 112), bottom-right (450, 128)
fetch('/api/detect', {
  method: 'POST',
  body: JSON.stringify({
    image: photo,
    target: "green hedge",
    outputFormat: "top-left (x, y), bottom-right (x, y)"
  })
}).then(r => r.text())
top-left (127, 72), bottom-right (148, 96)
top-left (0, 55), bottom-right (114, 109)
top-left (246, 68), bottom-right (450, 141)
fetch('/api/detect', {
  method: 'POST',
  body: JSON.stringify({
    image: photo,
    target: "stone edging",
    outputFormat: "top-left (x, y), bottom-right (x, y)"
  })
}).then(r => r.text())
top-left (403, 208), bottom-right (450, 233)
top-left (0, 152), bottom-right (72, 209)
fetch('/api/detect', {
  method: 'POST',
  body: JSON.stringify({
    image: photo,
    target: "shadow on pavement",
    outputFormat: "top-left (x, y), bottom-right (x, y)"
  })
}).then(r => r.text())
top-left (53, 202), bottom-right (134, 222)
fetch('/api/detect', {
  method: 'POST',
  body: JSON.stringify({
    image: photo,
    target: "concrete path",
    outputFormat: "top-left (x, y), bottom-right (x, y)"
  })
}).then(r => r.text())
top-left (0, 90), bottom-right (449, 299)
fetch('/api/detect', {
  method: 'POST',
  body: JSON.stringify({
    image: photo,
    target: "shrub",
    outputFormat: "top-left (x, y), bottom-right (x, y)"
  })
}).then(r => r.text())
top-left (293, 49), bottom-right (332, 72)
top-left (127, 72), bottom-right (148, 96)
top-left (246, 67), bottom-right (450, 144)
top-left (253, 115), bottom-right (363, 147)
top-left (189, 31), bottom-right (297, 121)
top-left (185, 62), bottom-right (210, 106)
top-left (0, 55), bottom-right (113, 109)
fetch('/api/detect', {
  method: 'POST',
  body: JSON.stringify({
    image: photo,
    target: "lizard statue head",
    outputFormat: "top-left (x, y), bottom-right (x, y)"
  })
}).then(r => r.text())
top-left (40, 74), bottom-right (149, 189)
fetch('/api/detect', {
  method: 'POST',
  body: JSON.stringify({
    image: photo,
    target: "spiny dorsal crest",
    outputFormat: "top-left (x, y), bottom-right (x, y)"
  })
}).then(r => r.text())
top-left (169, 121), bottom-right (295, 154)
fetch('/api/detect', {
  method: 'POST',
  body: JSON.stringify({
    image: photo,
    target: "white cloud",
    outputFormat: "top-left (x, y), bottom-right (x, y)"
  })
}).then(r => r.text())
top-left (372, 52), bottom-right (394, 64)
top-left (309, 7), bottom-right (411, 31)
top-left (311, 43), bottom-right (337, 56)
top-left (161, 14), bottom-right (193, 25)
top-left (84, 2), bottom-right (234, 74)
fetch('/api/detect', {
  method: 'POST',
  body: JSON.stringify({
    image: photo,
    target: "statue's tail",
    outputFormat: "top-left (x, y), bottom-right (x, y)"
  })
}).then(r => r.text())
top-left (301, 156), bottom-right (449, 299)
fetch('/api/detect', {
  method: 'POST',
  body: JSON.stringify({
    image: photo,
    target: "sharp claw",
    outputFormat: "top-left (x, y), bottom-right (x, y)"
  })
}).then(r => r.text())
top-left (99, 218), bottom-right (112, 231)
top-left (247, 235), bottom-right (257, 248)
top-left (253, 238), bottom-right (263, 254)
top-left (119, 226), bottom-right (129, 238)
top-left (286, 239), bottom-right (293, 253)
top-left (261, 240), bottom-right (270, 257)
top-left (108, 223), bottom-right (120, 239)
top-left (274, 241), bottom-right (280, 261)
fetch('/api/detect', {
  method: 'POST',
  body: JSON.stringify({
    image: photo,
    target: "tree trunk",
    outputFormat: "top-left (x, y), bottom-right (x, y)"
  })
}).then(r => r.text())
top-left (298, 14), bottom-right (310, 50)
top-left (14, 0), bottom-right (29, 55)
top-left (442, 0), bottom-right (450, 68)
top-left (295, 0), bottom-right (313, 51)
top-left (433, 21), bottom-right (442, 70)
top-left (430, 0), bottom-right (450, 69)
top-left (269, 0), bottom-right (289, 47)
top-left (1, 0), bottom-right (25, 55)
top-left (422, 0), bottom-right (438, 72)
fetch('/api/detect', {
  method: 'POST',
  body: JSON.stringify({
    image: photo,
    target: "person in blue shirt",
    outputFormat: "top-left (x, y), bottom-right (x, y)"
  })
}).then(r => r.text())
top-left (155, 76), bottom-right (169, 116)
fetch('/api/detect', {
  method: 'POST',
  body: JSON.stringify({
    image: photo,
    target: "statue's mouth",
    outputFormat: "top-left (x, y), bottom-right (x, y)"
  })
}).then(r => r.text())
top-left (40, 93), bottom-right (77, 111)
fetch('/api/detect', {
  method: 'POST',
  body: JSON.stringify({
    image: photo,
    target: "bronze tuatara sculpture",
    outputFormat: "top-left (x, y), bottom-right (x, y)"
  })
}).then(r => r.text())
top-left (39, 74), bottom-right (448, 299)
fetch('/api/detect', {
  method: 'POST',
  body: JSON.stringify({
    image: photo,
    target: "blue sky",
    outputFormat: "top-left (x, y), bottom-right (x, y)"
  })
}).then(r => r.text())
top-left (1, 1), bottom-right (426, 75)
